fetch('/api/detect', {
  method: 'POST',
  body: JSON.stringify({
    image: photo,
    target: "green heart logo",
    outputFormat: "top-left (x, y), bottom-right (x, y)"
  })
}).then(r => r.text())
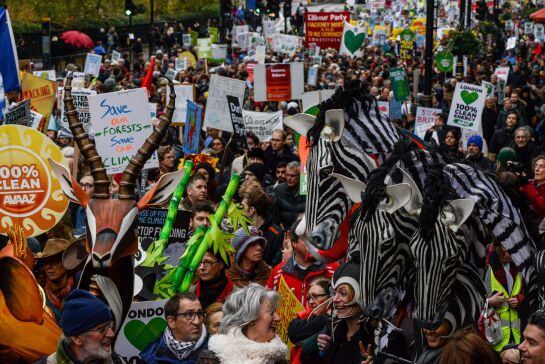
top-left (485, 84), bottom-right (493, 95)
top-left (344, 30), bottom-right (365, 54)
top-left (460, 90), bottom-right (479, 105)
top-left (124, 317), bottom-right (167, 351)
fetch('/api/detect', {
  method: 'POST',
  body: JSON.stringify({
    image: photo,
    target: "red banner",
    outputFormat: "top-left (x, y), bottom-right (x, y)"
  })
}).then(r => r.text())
top-left (304, 11), bottom-right (350, 50)
top-left (266, 64), bottom-right (291, 101)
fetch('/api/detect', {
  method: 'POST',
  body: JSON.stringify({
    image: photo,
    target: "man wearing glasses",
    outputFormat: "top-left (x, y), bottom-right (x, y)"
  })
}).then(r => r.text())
top-left (36, 289), bottom-right (124, 364)
top-left (140, 292), bottom-right (209, 363)
top-left (190, 250), bottom-right (234, 310)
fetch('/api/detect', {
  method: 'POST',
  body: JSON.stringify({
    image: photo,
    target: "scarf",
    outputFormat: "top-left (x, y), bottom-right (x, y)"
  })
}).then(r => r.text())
top-left (164, 325), bottom-right (207, 360)
top-left (45, 276), bottom-right (74, 310)
top-left (198, 270), bottom-right (229, 309)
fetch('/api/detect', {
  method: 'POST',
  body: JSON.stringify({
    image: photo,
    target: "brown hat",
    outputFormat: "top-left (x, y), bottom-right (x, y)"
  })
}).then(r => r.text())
top-left (35, 238), bottom-right (71, 259)
top-left (62, 237), bottom-right (88, 271)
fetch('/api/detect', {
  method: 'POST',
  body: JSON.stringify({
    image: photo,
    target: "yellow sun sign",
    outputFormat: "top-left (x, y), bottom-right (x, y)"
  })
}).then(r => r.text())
top-left (0, 125), bottom-right (69, 237)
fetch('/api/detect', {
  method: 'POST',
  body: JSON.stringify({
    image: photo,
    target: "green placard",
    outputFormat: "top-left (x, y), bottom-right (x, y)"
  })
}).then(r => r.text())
top-left (435, 51), bottom-right (454, 73)
top-left (390, 67), bottom-right (410, 102)
top-left (400, 29), bottom-right (416, 42)
top-left (209, 27), bottom-right (219, 43)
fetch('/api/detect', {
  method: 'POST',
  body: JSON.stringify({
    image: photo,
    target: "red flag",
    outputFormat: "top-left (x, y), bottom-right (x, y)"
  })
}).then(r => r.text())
top-left (142, 56), bottom-right (155, 94)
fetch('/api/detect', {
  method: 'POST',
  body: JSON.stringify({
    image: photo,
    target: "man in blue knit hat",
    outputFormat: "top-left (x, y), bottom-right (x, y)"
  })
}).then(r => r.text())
top-left (35, 289), bottom-right (125, 364)
top-left (464, 134), bottom-right (494, 173)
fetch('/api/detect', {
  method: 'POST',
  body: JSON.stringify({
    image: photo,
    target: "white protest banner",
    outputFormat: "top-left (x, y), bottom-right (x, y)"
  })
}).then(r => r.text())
top-left (263, 20), bottom-right (277, 37)
top-left (248, 33), bottom-right (266, 51)
top-left (175, 57), bottom-right (188, 71)
top-left (447, 82), bottom-right (486, 131)
top-left (89, 88), bottom-right (159, 174)
top-left (254, 63), bottom-right (304, 102)
top-left (482, 81), bottom-right (495, 98)
top-left (65, 72), bottom-right (86, 88)
top-left (272, 34), bottom-right (301, 55)
top-left (339, 21), bottom-right (366, 58)
top-left (506, 36), bottom-right (517, 50)
top-left (302, 89), bottom-right (335, 114)
top-left (534, 23), bottom-right (545, 41)
top-left (60, 88), bottom-right (97, 132)
top-left (505, 20), bottom-right (514, 31)
top-left (525, 22), bottom-right (534, 35)
top-left (84, 53), bottom-right (102, 77)
top-left (203, 75), bottom-right (246, 132)
top-left (414, 107), bottom-right (441, 138)
top-left (242, 110), bottom-right (283, 141)
top-left (114, 300), bottom-right (168, 362)
top-left (307, 65), bottom-right (319, 86)
top-left (166, 84), bottom-right (194, 126)
top-left (494, 67), bottom-right (510, 82)
top-left (4, 99), bottom-right (31, 126)
top-left (256, 45), bottom-right (266, 64)
top-left (377, 101), bottom-right (390, 116)
top-left (32, 70), bottom-right (56, 81)
top-left (111, 50), bottom-right (121, 63)
top-left (211, 44), bottom-right (227, 61)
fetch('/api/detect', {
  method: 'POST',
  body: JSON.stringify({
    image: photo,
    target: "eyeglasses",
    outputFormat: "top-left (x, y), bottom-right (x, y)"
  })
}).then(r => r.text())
top-left (271, 138), bottom-right (283, 142)
top-left (199, 259), bottom-right (218, 269)
top-left (174, 310), bottom-right (205, 321)
top-left (88, 321), bottom-right (114, 335)
top-left (306, 293), bottom-right (328, 302)
top-left (81, 183), bottom-right (95, 189)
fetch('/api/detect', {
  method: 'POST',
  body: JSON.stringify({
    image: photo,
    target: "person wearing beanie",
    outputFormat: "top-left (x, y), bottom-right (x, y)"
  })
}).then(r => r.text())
top-left (243, 163), bottom-right (268, 185)
top-left (36, 289), bottom-right (123, 364)
top-left (226, 227), bottom-right (271, 289)
top-left (464, 134), bottom-right (494, 173)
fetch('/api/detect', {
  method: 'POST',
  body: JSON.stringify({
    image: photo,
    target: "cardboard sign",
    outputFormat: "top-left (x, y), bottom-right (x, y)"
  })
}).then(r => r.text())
top-left (20, 72), bottom-right (56, 126)
top-left (114, 300), bottom-right (168, 362)
top-left (197, 38), bottom-right (212, 59)
top-left (32, 70), bottom-right (56, 81)
top-left (414, 107), bottom-right (441, 138)
top-left (175, 57), bottom-right (188, 71)
top-left (390, 67), bottom-right (410, 102)
top-left (482, 81), bottom-right (495, 98)
top-left (447, 82), bottom-right (486, 131)
top-left (4, 99), bottom-right (31, 126)
top-left (84, 53), bottom-right (102, 77)
top-left (263, 20), bottom-right (277, 37)
top-left (165, 68), bottom-right (177, 81)
top-left (254, 63), bottom-right (304, 102)
top-left (203, 75), bottom-right (246, 133)
top-left (166, 84), bottom-right (194, 126)
top-left (494, 67), bottom-right (510, 82)
top-left (0, 125), bottom-right (69, 237)
top-left (377, 100), bottom-right (390, 116)
top-left (183, 101), bottom-right (202, 154)
top-left (242, 110), bottom-right (283, 142)
top-left (211, 44), bottom-right (227, 61)
top-left (304, 12), bottom-right (350, 50)
top-left (276, 276), bottom-right (305, 358)
top-left (60, 88), bottom-right (97, 132)
top-left (111, 50), bottom-right (121, 63)
top-left (339, 21), bottom-right (366, 58)
top-left (67, 72), bottom-right (86, 88)
top-left (534, 23), bottom-right (544, 41)
top-left (525, 22), bottom-right (533, 35)
top-left (89, 88), bottom-right (158, 174)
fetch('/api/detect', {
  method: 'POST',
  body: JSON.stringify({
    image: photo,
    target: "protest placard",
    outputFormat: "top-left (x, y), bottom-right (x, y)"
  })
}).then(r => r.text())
top-left (178, 51), bottom-right (196, 68)
top-left (20, 72), bottom-right (56, 127)
top-left (371, 27), bottom-right (387, 46)
top-left (304, 12), bottom-right (349, 50)
top-left (32, 70), bottom-right (56, 81)
top-left (399, 29), bottom-right (416, 61)
top-left (494, 67), bottom-right (510, 82)
top-left (111, 50), bottom-right (121, 63)
top-left (498, 79), bottom-right (506, 104)
top-left (242, 110), bottom-right (283, 142)
top-left (60, 88), bottom-right (97, 132)
top-left (505, 20), bottom-right (514, 31)
top-left (0, 125), bottom-right (69, 237)
top-left (164, 68), bottom-right (177, 81)
top-left (182, 33), bottom-right (191, 47)
top-left (435, 51), bottom-right (454, 73)
top-left (209, 27), bottom-right (219, 43)
top-left (203, 75), bottom-right (247, 132)
top-left (166, 84), bottom-right (194, 126)
top-left (263, 20), bottom-right (277, 37)
top-left (307, 64), bottom-right (319, 86)
top-left (211, 44), bottom-right (227, 62)
top-left (175, 57), bottom-right (188, 71)
top-left (271, 34), bottom-right (301, 55)
top-left (339, 21), bottom-right (366, 58)
top-left (183, 101), bottom-right (202, 154)
top-left (4, 99), bottom-right (31, 126)
top-left (414, 107), bottom-right (441, 138)
top-left (115, 300), bottom-right (168, 362)
top-left (506, 36), bottom-right (517, 50)
top-left (89, 88), bottom-right (158, 174)
top-left (276, 276), bottom-right (305, 358)
top-left (390, 97), bottom-right (402, 119)
top-left (377, 101), bottom-right (390, 116)
top-left (525, 22), bottom-right (534, 35)
top-left (256, 45), bottom-right (266, 64)
top-left (390, 67), bottom-right (410, 102)
top-left (254, 63), bottom-right (305, 102)
top-left (30, 110), bottom-right (44, 130)
top-left (197, 38), bottom-right (212, 59)
top-left (534, 23), bottom-right (544, 41)
top-left (447, 82), bottom-right (486, 131)
top-left (302, 89), bottom-right (335, 115)
top-left (84, 53), bottom-right (102, 77)
top-left (482, 81), bottom-right (495, 98)
top-left (227, 95), bottom-right (247, 145)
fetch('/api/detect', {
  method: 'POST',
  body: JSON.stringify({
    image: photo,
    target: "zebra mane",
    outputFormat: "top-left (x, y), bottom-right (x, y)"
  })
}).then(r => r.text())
top-left (307, 79), bottom-right (376, 146)
top-left (419, 164), bottom-right (459, 240)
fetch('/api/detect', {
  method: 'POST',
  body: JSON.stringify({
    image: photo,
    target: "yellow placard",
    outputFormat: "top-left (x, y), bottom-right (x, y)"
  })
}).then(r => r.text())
top-left (276, 276), bottom-right (305, 359)
top-left (178, 51), bottom-right (197, 69)
top-left (20, 72), bottom-right (56, 131)
top-left (0, 125), bottom-right (69, 237)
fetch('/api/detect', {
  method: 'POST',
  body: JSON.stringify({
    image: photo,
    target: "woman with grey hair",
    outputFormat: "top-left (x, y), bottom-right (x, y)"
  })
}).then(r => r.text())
top-left (204, 283), bottom-right (288, 364)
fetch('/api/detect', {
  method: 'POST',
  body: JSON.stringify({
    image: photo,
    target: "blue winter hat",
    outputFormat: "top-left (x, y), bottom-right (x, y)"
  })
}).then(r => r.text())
top-left (231, 227), bottom-right (266, 264)
top-left (467, 135), bottom-right (483, 151)
top-left (61, 289), bottom-right (112, 336)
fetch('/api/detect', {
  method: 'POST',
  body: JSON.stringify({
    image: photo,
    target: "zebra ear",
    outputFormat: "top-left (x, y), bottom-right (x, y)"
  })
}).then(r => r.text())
top-left (322, 109), bottom-right (345, 142)
top-left (400, 169), bottom-right (423, 214)
top-left (378, 183), bottom-right (412, 213)
top-left (296, 216), bottom-right (306, 237)
top-left (331, 173), bottom-right (366, 203)
top-left (284, 113), bottom-right (316, 137)
top-left (441, 199), bottom-right (475, 232)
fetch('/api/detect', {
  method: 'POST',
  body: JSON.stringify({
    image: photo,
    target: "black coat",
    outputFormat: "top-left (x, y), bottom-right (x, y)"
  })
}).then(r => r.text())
top-left (489, 127), bottom-right (516, 155)
top-left (271, 182), bottom-right (306, 229)
top-left (263, 145), bottom-right (299, 176)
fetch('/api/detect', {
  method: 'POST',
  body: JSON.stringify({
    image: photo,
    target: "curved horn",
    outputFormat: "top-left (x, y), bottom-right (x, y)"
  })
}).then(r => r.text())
top-left (64, 73), bottom-right (110, 198)
top-left (118, 81), bottom-right (176, 199)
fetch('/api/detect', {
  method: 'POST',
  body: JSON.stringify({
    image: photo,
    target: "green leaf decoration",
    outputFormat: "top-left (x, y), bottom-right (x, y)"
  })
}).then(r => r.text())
top-left (228, 201), bottom-right (253, 235)
top-left (140, 239), bottom-right (169, 267)
top-left (207, 215), bottom-right (235, 265)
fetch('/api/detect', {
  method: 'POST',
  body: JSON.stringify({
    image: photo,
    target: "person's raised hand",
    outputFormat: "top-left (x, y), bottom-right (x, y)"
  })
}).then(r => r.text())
top-left (359, 342), bottom-right (373, 364)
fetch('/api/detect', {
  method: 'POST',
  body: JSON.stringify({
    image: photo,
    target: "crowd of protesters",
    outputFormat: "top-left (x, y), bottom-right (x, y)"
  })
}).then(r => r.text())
top-left (6, 0), bottom-right (545, 363)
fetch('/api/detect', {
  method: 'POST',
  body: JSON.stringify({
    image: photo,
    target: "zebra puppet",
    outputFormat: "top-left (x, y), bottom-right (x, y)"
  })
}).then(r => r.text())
top-left (284, 81), bottom-right (540, 329)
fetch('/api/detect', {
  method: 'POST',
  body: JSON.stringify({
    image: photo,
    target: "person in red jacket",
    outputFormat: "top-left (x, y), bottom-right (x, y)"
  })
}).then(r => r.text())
top-left (520, 155), bottom-right (545, 218)
top-left (266, 218), bottom-right (338, 307)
